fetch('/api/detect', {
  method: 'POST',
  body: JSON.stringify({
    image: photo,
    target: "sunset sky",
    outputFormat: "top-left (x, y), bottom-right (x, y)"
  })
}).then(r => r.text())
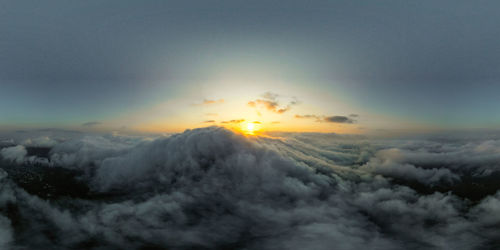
top-left (4, 2), bottom-right (500, 249)
top-left (1, 0), bottom-right (500, 134)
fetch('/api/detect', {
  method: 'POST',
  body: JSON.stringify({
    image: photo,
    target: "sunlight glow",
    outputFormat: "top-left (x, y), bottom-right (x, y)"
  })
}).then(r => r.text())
top-left (241, 121), bottom-right (261, 135)
top-left (247, 122), bottom-right (255, 131)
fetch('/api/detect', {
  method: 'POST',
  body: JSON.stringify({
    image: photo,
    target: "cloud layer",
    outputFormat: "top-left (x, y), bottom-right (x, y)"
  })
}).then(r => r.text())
top-left (1, 127), bottom-right (500, 249)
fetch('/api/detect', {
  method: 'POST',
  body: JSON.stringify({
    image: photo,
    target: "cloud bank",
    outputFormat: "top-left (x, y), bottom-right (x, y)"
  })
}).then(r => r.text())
top-left (1, 127), bottom-right (500, 249)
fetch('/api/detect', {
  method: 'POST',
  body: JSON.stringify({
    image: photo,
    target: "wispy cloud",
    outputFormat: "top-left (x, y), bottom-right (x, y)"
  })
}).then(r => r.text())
top-left (248, 92), bottom-right (299, 114)
top-left (248, 99), bottom-right (286, 113)
top-left (203, 99), bottom-right (224, 104)
top-left (203, 120), bottom-right (216, 123)
top-left (82, 121), bottom-right (102, 127)
top-left (295, 114), bottom-right (323, 122)
top-left (295, 114), bottom-right (319, 119)
top-left (193, 99), bottom-right (224, 106)
top-left (221, 119), bottom-right (245, 124)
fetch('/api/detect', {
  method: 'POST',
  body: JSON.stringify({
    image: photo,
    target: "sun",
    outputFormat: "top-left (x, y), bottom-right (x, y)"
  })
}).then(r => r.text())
top-left (241, 121), bottom-right (261, 135)
top-left (247, 122), bottom-right (255, 132)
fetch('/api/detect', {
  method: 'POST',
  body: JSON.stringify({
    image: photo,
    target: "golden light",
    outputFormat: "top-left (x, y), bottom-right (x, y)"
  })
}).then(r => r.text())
top-left (247, 122), bottom-right (255, 131)
top-left (241, 121), bottom-right (261, 135)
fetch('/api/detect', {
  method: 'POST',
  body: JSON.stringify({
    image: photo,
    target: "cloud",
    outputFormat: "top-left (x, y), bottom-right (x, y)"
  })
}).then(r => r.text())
top-left (0, 145), bottom-right (27, 164)
top-left (294, 114), bottom-right (315, 118)
top-left (248, 92), bottom-right (299, 114)
top-left (295, 114), bottom-right (322, 121)
top-left (0, 139), bottom-right (14, 147)
top-left (203, 120), bottom-right (216, 123)
top-left (203, 99), bottom-right (224, 104)
top-left (360, 148), bottom-right (460, 185)
top-left (262, 91), bottom-right (279, 100)
top-left (324, 116), bottom-right (355, 124)
top-left (221, 119), bottom-right (245, 124)
top-left (193, 99), bottom-right (224, 106)
top-left (48, 134), bottom-right (151, 170)
top-left (0, 215), bottom-right (13, 247)
top-left (2, 128), bottom-right (500, 249)
top-left (295, 114), bottom-right (356, 123)
top-left (22, 136), bottom-right (58, 147)
top-left (82, 121), bottom-right (102, 127)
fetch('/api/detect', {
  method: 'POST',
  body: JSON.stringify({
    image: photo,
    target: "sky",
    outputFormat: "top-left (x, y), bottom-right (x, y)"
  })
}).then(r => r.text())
top-left (1, 0), bottom-right (499, 134)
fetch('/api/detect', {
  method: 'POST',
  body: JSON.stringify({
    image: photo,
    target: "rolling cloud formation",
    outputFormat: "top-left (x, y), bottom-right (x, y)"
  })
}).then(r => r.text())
top-left (0, 127), bottom-right (500, 249)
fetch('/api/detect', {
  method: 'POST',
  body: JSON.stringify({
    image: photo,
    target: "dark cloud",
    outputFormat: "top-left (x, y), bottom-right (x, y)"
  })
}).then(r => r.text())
top-left (2, 127), bottom-right (500, 249)
top-left (295, 114), bottom-right (357, 124)
top-left (82, 121), bottom-right (102, 127)
top-left (324, 116), bottom-right (355, 124)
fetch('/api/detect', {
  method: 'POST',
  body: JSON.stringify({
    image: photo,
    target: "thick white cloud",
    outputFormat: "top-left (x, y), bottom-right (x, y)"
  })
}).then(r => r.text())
top-left (1, 145), bottom-right (27, 164)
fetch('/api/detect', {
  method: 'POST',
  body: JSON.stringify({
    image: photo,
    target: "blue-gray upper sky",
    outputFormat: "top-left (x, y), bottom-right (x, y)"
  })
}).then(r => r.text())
top-left (1, 0), bottom-right (499, 131)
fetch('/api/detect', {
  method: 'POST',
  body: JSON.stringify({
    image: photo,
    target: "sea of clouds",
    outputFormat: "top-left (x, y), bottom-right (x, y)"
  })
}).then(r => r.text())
top-left (1, 127), bottom-right (500, 249)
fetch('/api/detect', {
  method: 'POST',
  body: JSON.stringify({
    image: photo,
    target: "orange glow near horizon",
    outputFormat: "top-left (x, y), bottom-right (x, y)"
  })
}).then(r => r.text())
top-left (239, 121), bottom-right (262, 135)
top-left (114, 86), bottom-right (369, 135)
top-left (134, 120), bottom-right (363, 135)
top-left (124, 95), bottom-right (367, 135)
